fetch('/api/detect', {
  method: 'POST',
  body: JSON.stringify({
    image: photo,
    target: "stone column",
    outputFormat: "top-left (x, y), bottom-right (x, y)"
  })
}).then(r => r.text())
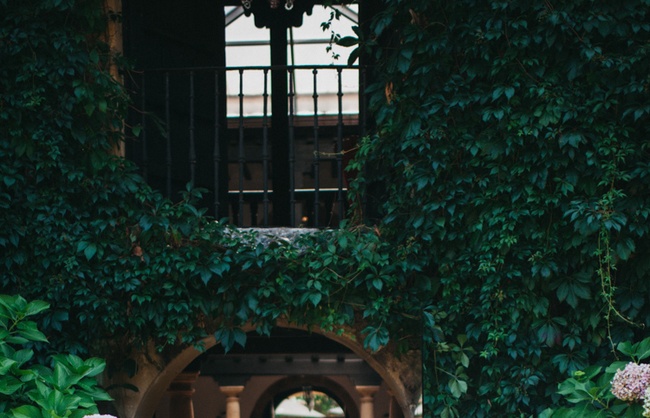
top-left (221, 385), bottom-right (245, 418)
top-left (168, 372), bottom-right (200, 418)
top-left (356, 386), bottom-right (379, 418)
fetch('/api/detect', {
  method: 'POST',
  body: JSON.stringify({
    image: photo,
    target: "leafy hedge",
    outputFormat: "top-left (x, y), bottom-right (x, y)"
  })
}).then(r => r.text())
top-left (356, 0), bottom-right (650, 416)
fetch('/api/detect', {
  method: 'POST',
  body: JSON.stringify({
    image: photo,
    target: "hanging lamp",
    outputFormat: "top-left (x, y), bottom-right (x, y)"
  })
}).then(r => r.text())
top-left (240, 0), bottom-right (314, 29)
top-left (242, 0), bottom-right (294, 11)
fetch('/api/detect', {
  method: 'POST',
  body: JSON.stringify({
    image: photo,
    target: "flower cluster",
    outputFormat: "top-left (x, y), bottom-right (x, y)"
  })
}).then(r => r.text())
top-left (611, 362), bottom-right (650, 402)
top-left (644, 387), bottom-right (650, 418)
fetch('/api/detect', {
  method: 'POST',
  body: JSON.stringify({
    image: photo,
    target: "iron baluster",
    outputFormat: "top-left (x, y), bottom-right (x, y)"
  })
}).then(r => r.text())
top-left (262, 68), bottom-right (270, 227)
top-left (238, 68), bottom-right (246, 227)
top-left (336, 67), bottom-right (344, 226)
top-left (312, 68), bottom-right (320, 227)
top-left (288, 68), bottom-right (296, 227)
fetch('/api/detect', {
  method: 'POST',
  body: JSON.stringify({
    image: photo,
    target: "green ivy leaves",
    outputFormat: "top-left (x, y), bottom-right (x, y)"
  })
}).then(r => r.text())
top-left (360, 0), bottom-right (650, 416)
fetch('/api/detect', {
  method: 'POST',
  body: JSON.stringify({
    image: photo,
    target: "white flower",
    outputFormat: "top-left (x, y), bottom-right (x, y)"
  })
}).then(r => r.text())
top-left (83, 415), bottom-right (117, 418)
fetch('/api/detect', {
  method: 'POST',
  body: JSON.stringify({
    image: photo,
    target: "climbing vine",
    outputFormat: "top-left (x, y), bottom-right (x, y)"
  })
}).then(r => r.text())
top-left (0, 0), bottom-right (423, 368)
top-left (2, 0), bottom-right (650, 417)
top-left (356, 0), bottom-right (650, 416)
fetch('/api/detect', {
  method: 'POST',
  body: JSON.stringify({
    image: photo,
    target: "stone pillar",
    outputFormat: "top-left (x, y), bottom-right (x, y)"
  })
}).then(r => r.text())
top-left (356, 386), bottom-right (379, 418)
top-left (168, 372), bottom-right (200, 418)
top-left (221, 385), bottom-right (245, 418)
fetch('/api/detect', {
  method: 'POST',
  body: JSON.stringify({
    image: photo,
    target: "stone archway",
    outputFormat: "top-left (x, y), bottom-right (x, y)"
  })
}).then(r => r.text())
top-left (105, 322), bottom-right (420, 418)
top-left (249, 376), bottom-right (359, 418)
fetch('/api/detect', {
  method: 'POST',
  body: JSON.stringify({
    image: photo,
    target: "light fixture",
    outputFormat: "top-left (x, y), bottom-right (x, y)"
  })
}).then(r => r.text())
top-left (242, 0), bottom-right (294, 10)
top-left (240, 0), bottom-right (312, 28)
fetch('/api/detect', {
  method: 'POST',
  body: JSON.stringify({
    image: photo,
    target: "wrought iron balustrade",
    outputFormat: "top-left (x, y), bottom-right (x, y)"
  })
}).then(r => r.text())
top-left (125, 65), bottom-right (366, 228)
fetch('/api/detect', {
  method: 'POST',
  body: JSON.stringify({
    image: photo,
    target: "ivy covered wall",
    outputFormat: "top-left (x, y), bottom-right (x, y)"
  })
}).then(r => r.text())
top-left (358, 0), bottom-right (650, 416)
top-left (2, 0), bottom-right (650, 417)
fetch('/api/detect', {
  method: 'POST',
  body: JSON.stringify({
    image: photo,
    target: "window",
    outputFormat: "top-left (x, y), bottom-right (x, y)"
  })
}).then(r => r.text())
top-left (225, 5), bottom-right (359, 117)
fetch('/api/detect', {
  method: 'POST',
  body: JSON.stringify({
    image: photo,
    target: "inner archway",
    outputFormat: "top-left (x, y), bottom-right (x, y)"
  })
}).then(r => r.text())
top-left (250, 376), bottom-right (359, 418)
top-left (276, 390), bottom-right (344, 418)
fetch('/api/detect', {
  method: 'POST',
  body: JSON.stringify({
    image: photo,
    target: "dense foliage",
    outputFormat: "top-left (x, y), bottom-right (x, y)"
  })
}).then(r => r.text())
top-left (3, 0), bottom-right (650, 417)
top-left (354, 0), bottom-right (650, 416)
top-left (0, 0), bottom-right (420, 366)
top-left (0, 295), bottom-right (110, 418)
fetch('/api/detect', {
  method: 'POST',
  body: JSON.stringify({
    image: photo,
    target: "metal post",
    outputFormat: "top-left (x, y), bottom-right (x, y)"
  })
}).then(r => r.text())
top-left (238, 68), bottom-right (246, 226)
top-left (262, 68), bottom-right (270, 227)
top-left (336, 67), bottom-right (344, 225)
top-left (270, 23), bottom-right (290, 226)
top-left (312, 68), bottom-right (320, 227)
top-left (288, 68), bottom-right (296, 227)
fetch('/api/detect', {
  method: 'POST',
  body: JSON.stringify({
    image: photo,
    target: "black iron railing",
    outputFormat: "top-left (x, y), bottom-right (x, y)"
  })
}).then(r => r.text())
top-left (126, 65), bottom-right (366, 228)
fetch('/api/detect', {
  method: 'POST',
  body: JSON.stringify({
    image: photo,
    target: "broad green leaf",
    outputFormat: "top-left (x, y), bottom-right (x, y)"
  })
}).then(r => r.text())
top-left (634, 337), bottom-right (650, 360)
top-left (24, 300), bottom-right (49, 317)
top-left (0, 376), bottom-right (22, 395)
top-left (10, 405), bottom-right (42, 418)
top-left (16, 321), bottom-right (48, 343)
top-left (11, 348), bottom-right (34, 366)
top-left (0, 358), bottom-right (17, 374)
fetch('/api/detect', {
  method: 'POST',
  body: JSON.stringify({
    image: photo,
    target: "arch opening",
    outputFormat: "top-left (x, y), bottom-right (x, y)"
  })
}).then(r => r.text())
top-left (275, 390), bottom-right (345, 417)
top-left (250, 376), bottom-right (360, 418)
top-left (118, 324), bottom-right (417, 418)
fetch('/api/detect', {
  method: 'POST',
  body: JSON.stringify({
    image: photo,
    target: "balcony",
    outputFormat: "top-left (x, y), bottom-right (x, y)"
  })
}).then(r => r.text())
top-left (125, 64), bottom-right (366, 228)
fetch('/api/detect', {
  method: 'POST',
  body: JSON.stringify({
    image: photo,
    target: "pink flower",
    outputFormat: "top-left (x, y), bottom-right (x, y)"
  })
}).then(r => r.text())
top-left (611, 362), bottom-right (650, 402)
